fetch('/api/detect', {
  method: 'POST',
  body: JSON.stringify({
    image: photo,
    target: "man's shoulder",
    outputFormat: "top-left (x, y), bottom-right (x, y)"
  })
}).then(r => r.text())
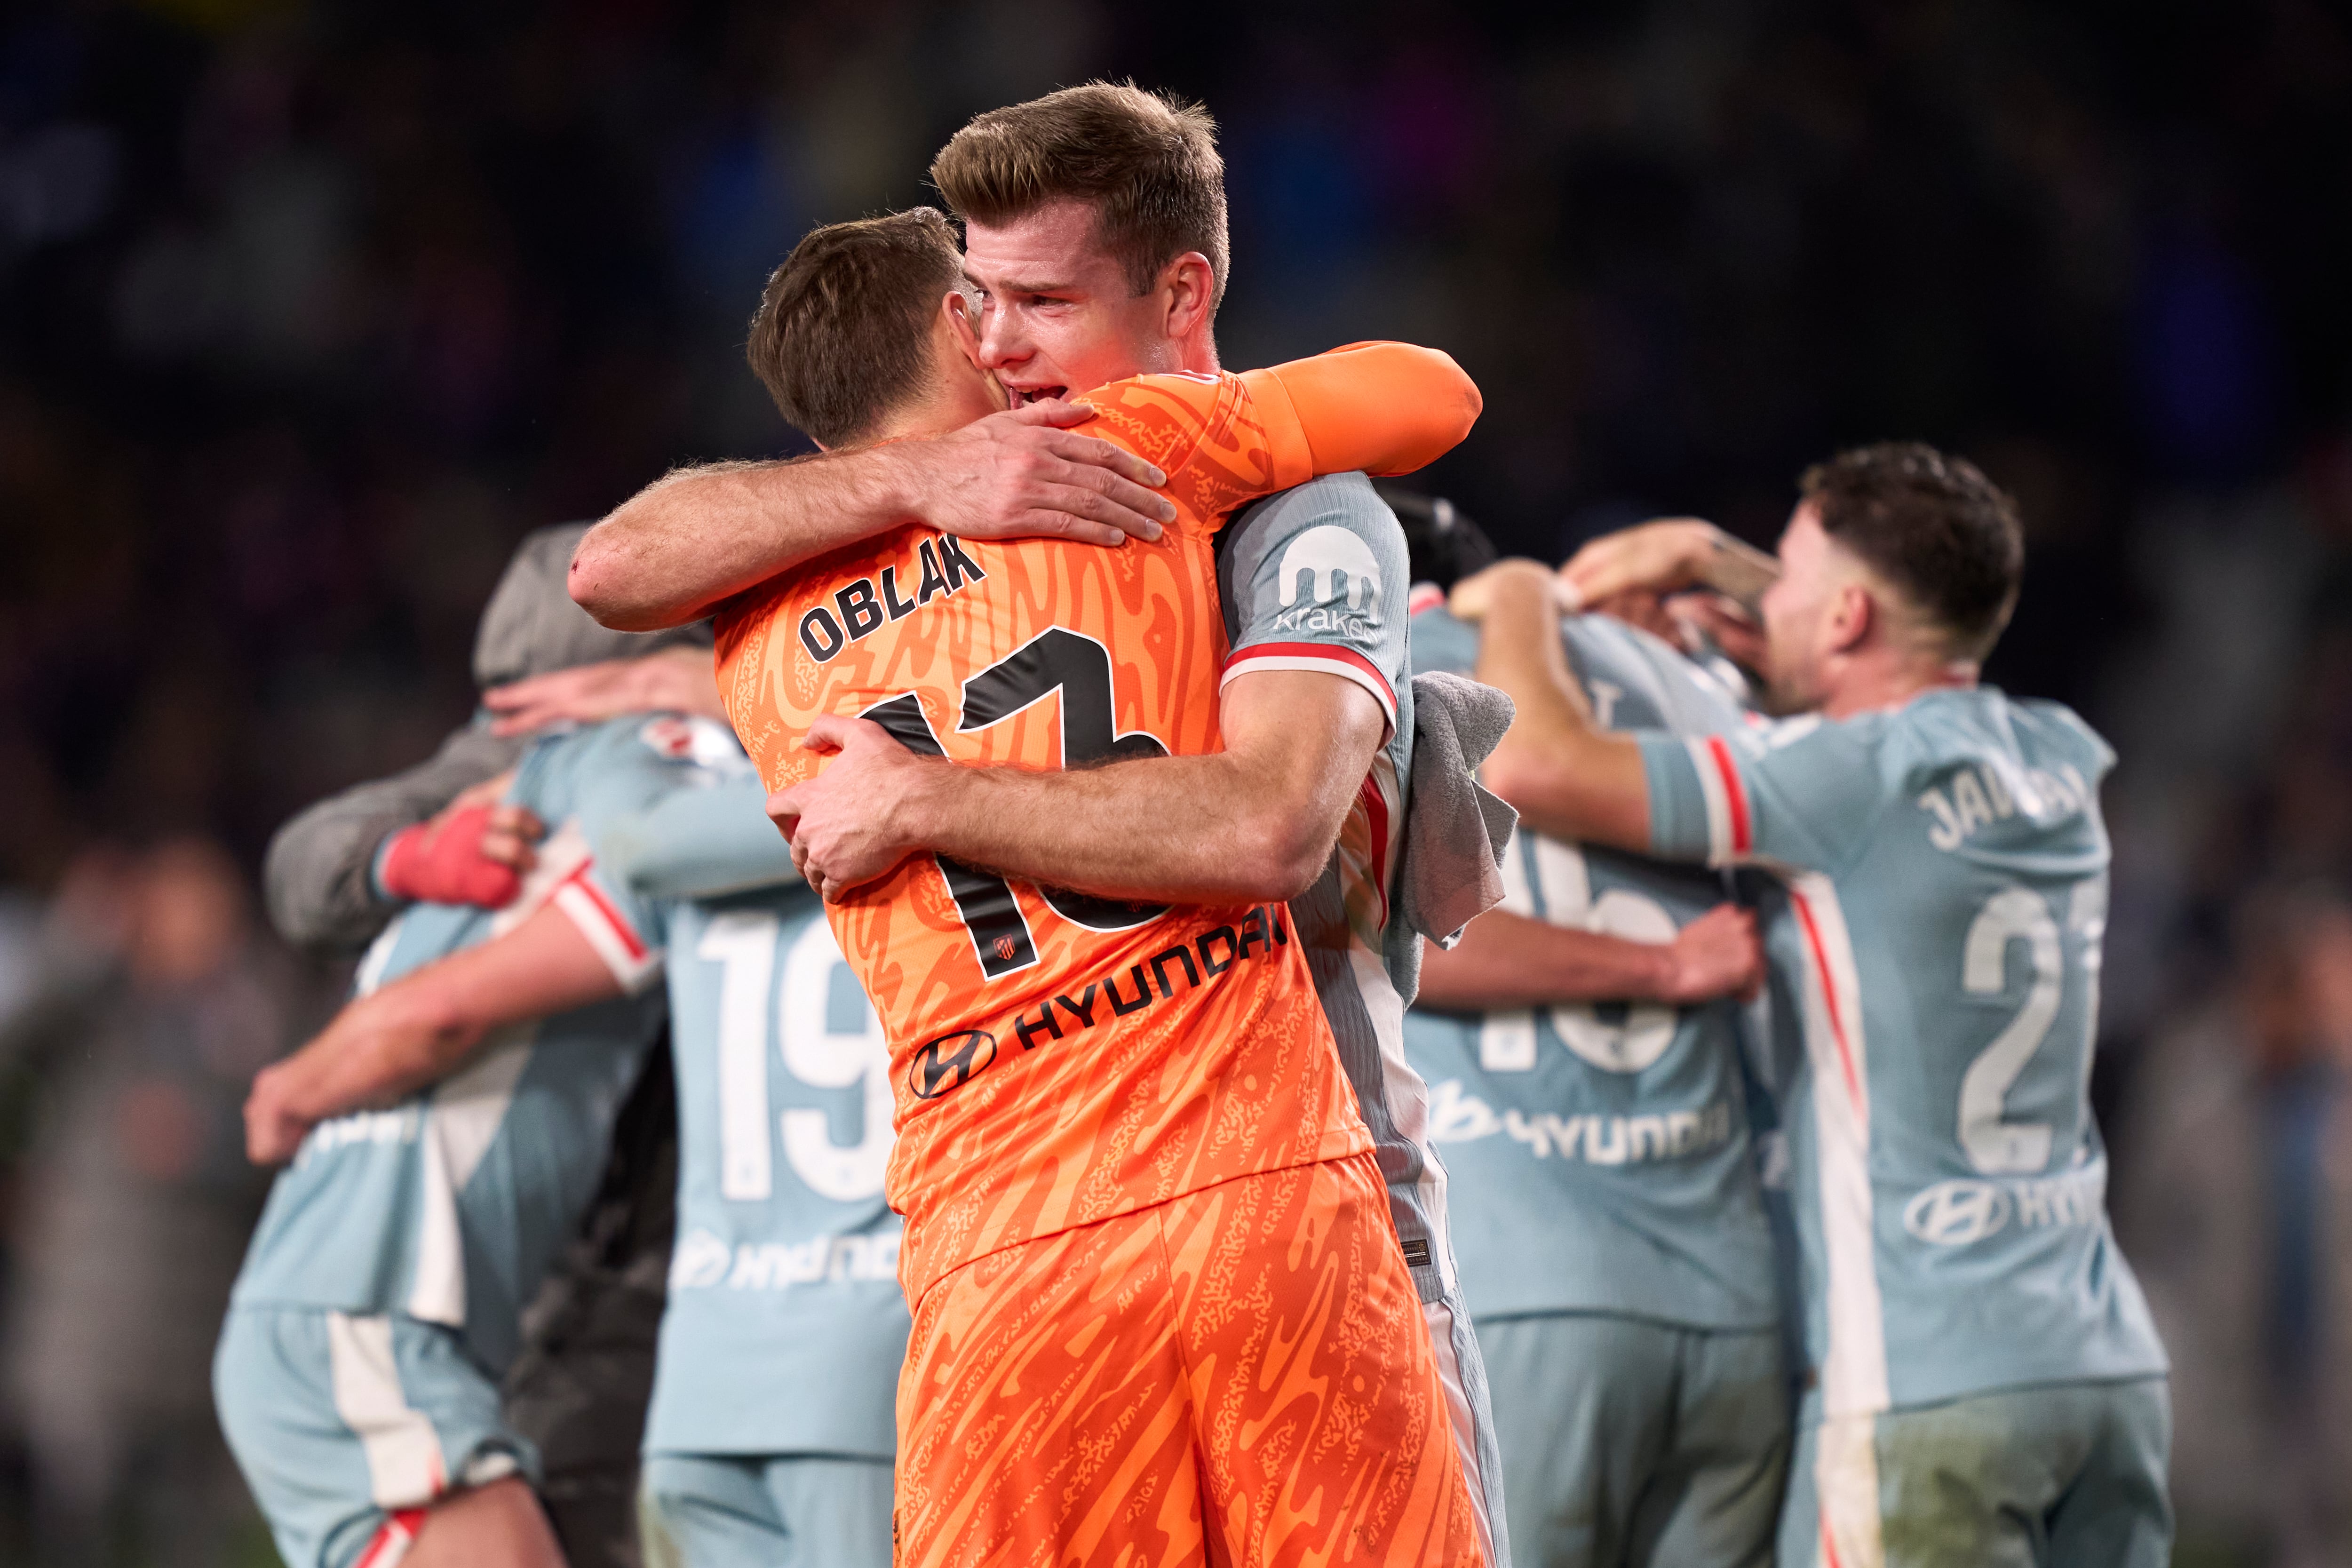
top-left (1086, 367), bottom-right (1235, 421)
top-left (1063, 368), bottom-right (1241, 482)
top-left (1227, 471), bottom-right (1392, 538)
top-left (1998, 690), bottom-right (2115, 777)
top-left (515, 713), bottom-right (672, 798)
top-left (1562, 613), bottom-right (1752, 737)
top-left (1220, 474), bottom-right (1403, 629)
top-left (1895, 687), bottom-right (2115, 789)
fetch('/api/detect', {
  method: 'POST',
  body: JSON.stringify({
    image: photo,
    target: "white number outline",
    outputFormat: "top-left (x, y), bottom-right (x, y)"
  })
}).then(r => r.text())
top-left (698, 912), bottom-right (889, 1203)
top-left (1477, 835), bottom-right (1680, 1075)
top-left (1955, 885), bottom-right (2078, 1174)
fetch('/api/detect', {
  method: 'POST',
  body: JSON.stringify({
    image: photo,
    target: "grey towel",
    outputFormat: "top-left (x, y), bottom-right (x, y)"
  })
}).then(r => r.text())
top-left (1393, 670), bottom-right (1518, 1003)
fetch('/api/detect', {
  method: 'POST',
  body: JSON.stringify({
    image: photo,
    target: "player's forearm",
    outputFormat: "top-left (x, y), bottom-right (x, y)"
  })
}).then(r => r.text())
top-left (1415, 909), bottom-right (1678, 1011)
top-left (272, 990), bottom-right (490, 1125)
top-left (1474, 571), bottom-right (1653, 852)
top-left (1256, 343), bottom-right (1483, 478)
top-left (601, 773), bottom-right (800, 901)
top-left (570, 450), bottom-right (918, 630)
top-left (898, 753), bottom-right (1337, 905)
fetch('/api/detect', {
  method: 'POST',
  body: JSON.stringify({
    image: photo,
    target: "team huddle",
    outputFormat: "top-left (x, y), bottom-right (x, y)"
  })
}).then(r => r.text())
top-left (214, 83), bottom-right (2171, 1568)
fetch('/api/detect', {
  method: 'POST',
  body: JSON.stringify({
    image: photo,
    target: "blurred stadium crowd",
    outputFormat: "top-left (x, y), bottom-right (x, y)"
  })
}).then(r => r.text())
top-left (2, 1), bottom-right (2351, 1563)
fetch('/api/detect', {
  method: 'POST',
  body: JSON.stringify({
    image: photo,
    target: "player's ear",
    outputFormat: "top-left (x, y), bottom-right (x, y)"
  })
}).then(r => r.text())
top-left (943, 291), bottom-right (982, 365)
top-left (1828, 580), bottom-right (1874, 654)
top-left (1160, 253), bottom-right (1215, 339)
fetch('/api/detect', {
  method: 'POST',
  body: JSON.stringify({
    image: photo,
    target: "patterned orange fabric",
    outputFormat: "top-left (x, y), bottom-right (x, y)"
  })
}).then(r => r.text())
top-left (894, 1151), bottom-right (1486, 1568)
top-left (713, 344), bottom-right (1477, 1302)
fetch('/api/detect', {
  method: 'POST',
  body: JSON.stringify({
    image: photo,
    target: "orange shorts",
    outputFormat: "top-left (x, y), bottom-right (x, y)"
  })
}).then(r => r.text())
top-left (893, 1151), bottom-right (1486, 1568)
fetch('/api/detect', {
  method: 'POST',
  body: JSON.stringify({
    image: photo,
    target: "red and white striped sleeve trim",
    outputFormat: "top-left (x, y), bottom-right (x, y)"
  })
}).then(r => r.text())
top-left (353, 1509), bottom-right (429, 1568)
top-left (1221, 642), bottom-right (1397, 739)
top-left (551, 861), bottom-right (662, 993)
top-left (1685, 733), bottom-right (1755, 866)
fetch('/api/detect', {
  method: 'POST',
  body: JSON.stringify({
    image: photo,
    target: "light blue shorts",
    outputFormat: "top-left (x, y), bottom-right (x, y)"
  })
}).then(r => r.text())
top-left (1475, 1312), bottom-right (1788, 1568)
top-left (214, 1305), bottom-right (536, 1568)
top-left (639, 1452), bottom-right (892, 1568)
top-left (1779, 1377), bottom-right (2172, 1568)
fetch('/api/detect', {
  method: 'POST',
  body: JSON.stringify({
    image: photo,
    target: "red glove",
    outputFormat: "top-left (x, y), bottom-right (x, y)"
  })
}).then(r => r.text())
top-left (378, 807), bottom-right (523, 908)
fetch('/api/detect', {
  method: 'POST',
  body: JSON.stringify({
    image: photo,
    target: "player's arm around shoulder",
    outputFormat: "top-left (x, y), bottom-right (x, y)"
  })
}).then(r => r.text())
top-left (568, 404), bottom-right (1176, 632)
top-left (1417, 900), bottom-right (1763, 1012)
top-left (776, 666), bottom-right (1384, 907)
top-left (1246, 342), bottom-right (1482, 481)
top-left (1449, 559), bottom-right (1653, 853)
top-left (243, 894), bottom-right (642, 1165)
top-left (776, 470), bottom-right (1414, 907)
top-left (581, 752), bottom-right (795, 902)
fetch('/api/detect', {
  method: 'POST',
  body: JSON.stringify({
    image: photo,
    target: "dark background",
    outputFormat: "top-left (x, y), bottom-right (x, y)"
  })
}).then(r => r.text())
top-left (3, 1), bottom-right (2351, 1563)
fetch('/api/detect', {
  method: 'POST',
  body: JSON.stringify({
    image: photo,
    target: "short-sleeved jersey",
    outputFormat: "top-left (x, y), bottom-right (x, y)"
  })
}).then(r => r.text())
top-left (714, 344), bottom-right (1478, 1301)
top-left (1215, 474), bottom-right (1456, 1296)
top-left (230, 718), bottom-right (670, 1375)
top-left (1639, 689), bottom-right (2168, 1417)
top-left (1405, 608), bottom-right (1778, 1329)
top-left (574, 725), bottom-right (906, 1460)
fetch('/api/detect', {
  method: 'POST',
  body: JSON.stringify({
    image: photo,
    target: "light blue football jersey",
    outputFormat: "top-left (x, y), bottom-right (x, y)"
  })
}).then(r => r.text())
top-left (575, 719), bottom-right (908, 1461)
top-left (1638, 688), bottom-right (2168, 1418)
top-left (1220, 475), bottom-right (1454, 1287)
top-left (1223, 483), bottom-right (1515, 1564)
top-left (1407, 608), bottom-right (1778, 1329)
top-left (230, 717), bottom-right (673, 1376)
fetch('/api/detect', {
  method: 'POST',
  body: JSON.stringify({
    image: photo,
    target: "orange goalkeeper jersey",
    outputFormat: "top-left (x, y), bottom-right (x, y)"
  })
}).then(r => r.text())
top-left (715, 342), bottom-right (1479, 1300)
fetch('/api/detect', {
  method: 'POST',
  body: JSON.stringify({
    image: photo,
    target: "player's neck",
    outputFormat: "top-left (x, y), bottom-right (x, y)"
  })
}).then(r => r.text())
top-left (1176, 326), bottom-right (1220, 376)
top-left (1820, 648), bottom-right (1977, 720)
top-left (1117, 330), bottom-right (1220, 380)
top-left (867, 395), bottom-right (968, 446)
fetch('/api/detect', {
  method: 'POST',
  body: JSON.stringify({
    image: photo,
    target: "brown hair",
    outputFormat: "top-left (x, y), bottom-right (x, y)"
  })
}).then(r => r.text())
top-left (1799, 441), bottom-right (2026, 662)
top-left (745, 207), bottom-right (963, 447)
top-left (930, 82), bottom-right (1229, 310)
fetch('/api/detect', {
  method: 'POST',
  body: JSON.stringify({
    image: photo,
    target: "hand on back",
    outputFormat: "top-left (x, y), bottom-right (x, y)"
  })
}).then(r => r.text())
top-left (893, 399), bottom-right (1176, 549)
top-left (484, 645), bottom-right (723, 737)
top-left (767, 715), bottom-right (940, 902)
top-left (244, 1061), bottom-right (309, 1166)
top-left (378, 772), bottom-right (544, 908)
top-left (1662, 903), bottom-right (1765, 1005)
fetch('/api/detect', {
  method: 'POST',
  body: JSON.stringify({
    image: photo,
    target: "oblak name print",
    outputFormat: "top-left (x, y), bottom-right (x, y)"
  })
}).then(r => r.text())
top-left (798, 533), bottom-right (987, 663)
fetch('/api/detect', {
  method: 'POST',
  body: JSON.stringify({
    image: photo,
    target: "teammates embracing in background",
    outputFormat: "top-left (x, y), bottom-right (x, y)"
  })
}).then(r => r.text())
top-left (215, 80), bottom-right (2169, 1568)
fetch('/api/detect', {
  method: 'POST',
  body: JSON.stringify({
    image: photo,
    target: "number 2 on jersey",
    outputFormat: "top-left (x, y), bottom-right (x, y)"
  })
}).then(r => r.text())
top-left (1956, 881), bottom-right (2103, 1175)
top-left (699, 912), bottom-right (890, 1203)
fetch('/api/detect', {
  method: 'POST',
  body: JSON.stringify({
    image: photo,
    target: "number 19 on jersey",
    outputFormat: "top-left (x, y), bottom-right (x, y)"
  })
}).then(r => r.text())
top-left (697, 912), bottom-right (891, 1203)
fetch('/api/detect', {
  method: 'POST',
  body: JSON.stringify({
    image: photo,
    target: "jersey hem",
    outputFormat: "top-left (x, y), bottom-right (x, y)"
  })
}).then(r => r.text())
top-left (1470, 1303), bottom-right (1785, 1335)
top-left (639, 1443), bottom-right (896, 1463)
top-left (1794, 1361), bottom-right (2175, 1426)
